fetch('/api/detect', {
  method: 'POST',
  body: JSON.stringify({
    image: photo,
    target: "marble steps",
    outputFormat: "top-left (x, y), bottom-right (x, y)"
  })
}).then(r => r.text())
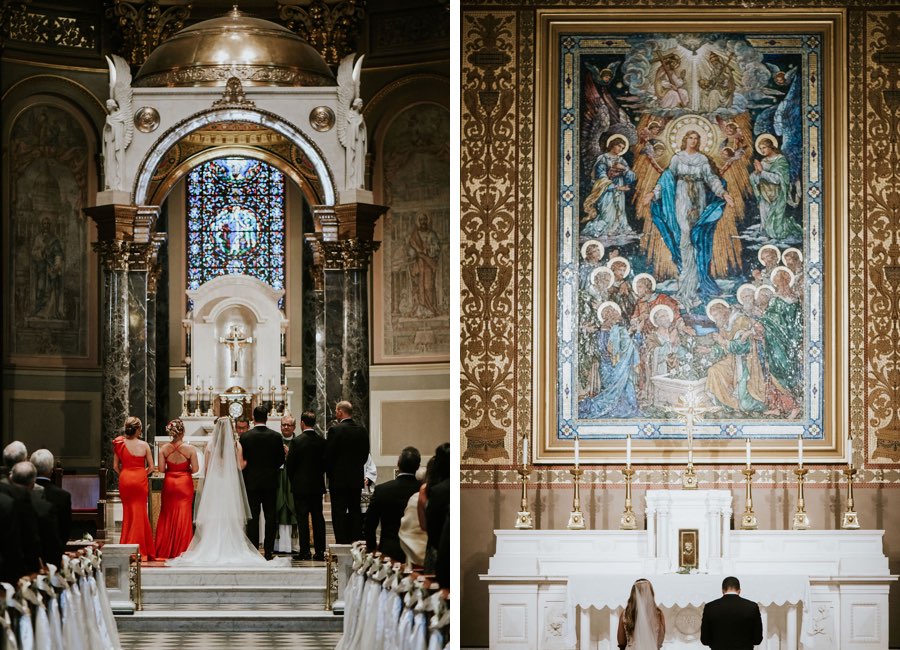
top-left (140, 566), bottom-right (324, 587)
top-left (140, 584), bottom-right (324, 605)
top-left (114, 608), bottom-right (342, 632)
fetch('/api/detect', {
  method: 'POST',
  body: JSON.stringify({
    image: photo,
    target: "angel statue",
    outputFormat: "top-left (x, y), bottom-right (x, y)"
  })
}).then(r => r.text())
top-left (103, 55), bottom-right (133, 192)
top-left (337, 53), bottom-right (366, 192)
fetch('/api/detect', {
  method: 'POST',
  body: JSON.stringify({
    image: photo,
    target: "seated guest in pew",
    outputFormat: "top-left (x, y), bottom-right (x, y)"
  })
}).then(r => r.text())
top-left (365, 447), bottom-right (421, 563)
top-left (617, 578), bottom-right (665, 650)
top-left (10, 461), bottom-right (63, 569)
top-left (1, 442), bottom-right (41, 572)
top-left (0, 488), bottom-right (24, 582)
top-left (398, 463), bottom-right (429, 567)
top-left (701, 576), bottom-right (763, 650)
top-left (31, 449), bottom-right (72, 545)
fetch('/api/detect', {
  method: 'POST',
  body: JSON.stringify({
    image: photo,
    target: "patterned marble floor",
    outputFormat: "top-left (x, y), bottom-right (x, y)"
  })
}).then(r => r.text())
top-left (118, 631), bottom-right (343, 649)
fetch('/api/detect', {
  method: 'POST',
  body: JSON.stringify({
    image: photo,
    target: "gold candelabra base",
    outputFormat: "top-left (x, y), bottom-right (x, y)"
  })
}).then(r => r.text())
top-left (620, 467), bottom-right (637, 530)
top-left (682, 462), bottom-right (698, 489)
top-left (792, 467), bottom-right (811, 530)
top-left (567, 468), bottom-right (586, 530)
top-left (514, 466), bottom-right (534, 530)
top-left (740, 467), bottom-right (757, 530)
top-left (841, 467), bottom-right (860, 530)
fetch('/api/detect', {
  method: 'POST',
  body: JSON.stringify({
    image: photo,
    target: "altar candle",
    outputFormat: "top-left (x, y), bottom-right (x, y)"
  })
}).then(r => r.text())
top-left (626, 434), bottom-right (632, 468)
top-left (798, 434), bottom-right (804, 467)
top-left (746, 437), bottom-right (752, 467)
top-left (522, 436), bottom-right (528, 466)
top-left (574, 434), bottom-right (580, 468)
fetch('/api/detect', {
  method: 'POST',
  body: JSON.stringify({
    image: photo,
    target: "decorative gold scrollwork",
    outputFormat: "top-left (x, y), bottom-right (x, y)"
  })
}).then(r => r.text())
top-left (106, 0), bottom-right (190, 66)
top-left (278, 0), bottom-right (364, 66)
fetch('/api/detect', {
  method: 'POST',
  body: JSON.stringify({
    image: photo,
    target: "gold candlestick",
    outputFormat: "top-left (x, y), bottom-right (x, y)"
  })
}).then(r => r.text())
top-left (206, 385), bottom-right (215, 417)
top-left (180, 388), bottom-right (189, 418)
top-left (566, 467), bottom-right (585, 530)
top-left (841, 466), bottom-right (860, 529)
top-left (620, 467), bottom-right (637, 530)
top-left (740, 467), bottom-right (758, 529)
top-left (514, 466), bottom-right (534, 529)
top-left (792, 467), bottom-right (811, 530)
top-left (193, 385), bottom-right (201, 417)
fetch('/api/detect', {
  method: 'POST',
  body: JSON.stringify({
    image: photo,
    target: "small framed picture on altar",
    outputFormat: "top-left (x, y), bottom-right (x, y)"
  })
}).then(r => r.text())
top-left (679, 529), bottom-right (698, 570)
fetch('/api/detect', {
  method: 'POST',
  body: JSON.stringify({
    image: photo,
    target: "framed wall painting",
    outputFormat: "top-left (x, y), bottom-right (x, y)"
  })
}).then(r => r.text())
top-left (534, 10), bottom-right (847, 464)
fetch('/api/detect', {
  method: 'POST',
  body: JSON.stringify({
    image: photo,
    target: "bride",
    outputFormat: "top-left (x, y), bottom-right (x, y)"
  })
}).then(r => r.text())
top-left (168, 417), bottom-right (286, 567)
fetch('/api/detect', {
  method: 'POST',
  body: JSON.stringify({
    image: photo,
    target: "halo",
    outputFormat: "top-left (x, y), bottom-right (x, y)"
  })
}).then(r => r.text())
top-left (649, 304), bottom-right (675, 327)
top-left (606, 256), bottom-right (631, 277)
top-left (597, 301), bottom-right (622, 321)
top-left (581, 239), bottom-right (605, 261)
top-left (664, 114), bottom-right (718, 155)
top-left (757, 244), bottom-right (781, 265)
top-left (736, 283), bottom-right (757, 306)
top-left (770, 265), bottom-right (795, 287)
top-left (755, 284), bottom-right (775, 301)
top-left (606, 134), bottom-right (629, 155)
top-left (705, 298), bottom-right (730, 321)
top-left (590, 266), bottom-right (614, 286)
top-left (632, 272), bottom-right (656, 293)
top-left (755, 133), bottom-right (778, 156)
top-left (599, 67), bottom-right (614, 77)
top-left (782, 247), bottom-right (803, 263)
top-left (648, 120), bottom-right (662, 131)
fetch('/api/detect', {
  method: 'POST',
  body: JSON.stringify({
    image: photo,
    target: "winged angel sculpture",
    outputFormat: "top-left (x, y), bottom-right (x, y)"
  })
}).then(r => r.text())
top-left (336, 53), bottom-right (366, 192)
top-left (103, 54), bottom-right (133, 192)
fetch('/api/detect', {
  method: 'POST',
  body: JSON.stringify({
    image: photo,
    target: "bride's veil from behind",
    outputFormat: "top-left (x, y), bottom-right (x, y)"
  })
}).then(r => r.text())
top-left (168, 416), bottom-right (266, 566)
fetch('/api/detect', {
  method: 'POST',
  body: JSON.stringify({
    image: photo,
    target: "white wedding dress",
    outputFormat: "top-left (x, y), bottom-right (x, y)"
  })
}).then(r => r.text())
top-left (168, 418), bottom-right (287, 567)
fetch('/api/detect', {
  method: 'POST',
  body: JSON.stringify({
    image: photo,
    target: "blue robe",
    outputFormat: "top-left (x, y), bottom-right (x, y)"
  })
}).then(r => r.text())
top-left (578, 324), bottom-right (640, 418)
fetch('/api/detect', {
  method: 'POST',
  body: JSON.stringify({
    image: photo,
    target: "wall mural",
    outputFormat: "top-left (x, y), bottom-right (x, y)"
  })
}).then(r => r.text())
top-left (378, 102), bottom-right (450, 361)
top-left (7, 104), bottom-right (89, 360)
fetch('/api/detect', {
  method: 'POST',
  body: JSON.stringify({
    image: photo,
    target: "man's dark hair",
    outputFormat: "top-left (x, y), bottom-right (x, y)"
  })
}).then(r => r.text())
top-left (300, 410), bottom-right (316, 428)
top-left (252, 405), bottom-right (268, 423)
top-left (722, 576), bottom-right (741, 592)
top-left (398, 446), bottom-right (421, 474)
top-left (427, 442), bottom-right (451, 495)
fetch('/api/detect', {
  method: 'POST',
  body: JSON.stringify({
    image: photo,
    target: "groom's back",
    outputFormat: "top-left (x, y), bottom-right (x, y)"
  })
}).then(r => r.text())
top-left (242, 425), bottom-right (284, 490)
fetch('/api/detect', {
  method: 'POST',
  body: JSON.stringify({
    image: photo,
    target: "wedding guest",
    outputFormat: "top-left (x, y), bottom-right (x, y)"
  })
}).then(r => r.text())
top-left (154, 418), bottom-right (198, 559)
top-left (617, 579), bottom-right (665, 649)
top-left (286, 410), bottom-right (326, 561)
top-left (241, 405), bottom-right (285, 560)
top-left (10, 461), bottom-right (62, 570)
top-left (112, 416), bottom-right (156, 560)
top-left (31, 449), bottom-right (72, 544)
top-left (324, 400), bottom-right (369, 543)
top-left (399, 464), bottom-right (429, 567)
top-left (1, 442), bottom-right (41, 572)
top-left (424, 442), bottom-right (450, 572)
top-left (365, 447), bottom-right (421, 562)
top-left (0, 488), bottom-right (23, 581)
top-left (701, 576), bottom-right (763, 650)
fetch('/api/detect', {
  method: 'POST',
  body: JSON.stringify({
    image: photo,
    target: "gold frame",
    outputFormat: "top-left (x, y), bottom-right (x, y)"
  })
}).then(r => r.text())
top-left (533, 9), bottom-right (848, 465)
top-left (679, 529), bottom-right (699, 570)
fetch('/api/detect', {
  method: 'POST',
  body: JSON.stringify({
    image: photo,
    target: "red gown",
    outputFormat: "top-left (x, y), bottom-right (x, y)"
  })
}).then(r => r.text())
top-left (154, 449), bottom-right (195, 559)
top-left (114, 436), bottom-right (156, 560)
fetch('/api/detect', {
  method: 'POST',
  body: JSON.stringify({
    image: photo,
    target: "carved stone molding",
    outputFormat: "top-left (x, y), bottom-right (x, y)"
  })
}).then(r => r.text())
top-left (127, 241), bottom-right (155, 272)
top-left (278, 0), bottom-right (365, 66)
top-left (340, 238), bottom-right (380, 270)
top-left (93, 240), bottom-right (130, 272)
top-left (147, 233), bottom-right (166, 295)
top-left (333, 201), bottom-right (388, 242)
top-left (212, 77), bottom-right (256, 109)
top-left (304, 233), bottom-right (326, 291)
top-left (83, 204), bottom-right (138, 242)
top-left (106, 0), bottom-right (190, 66)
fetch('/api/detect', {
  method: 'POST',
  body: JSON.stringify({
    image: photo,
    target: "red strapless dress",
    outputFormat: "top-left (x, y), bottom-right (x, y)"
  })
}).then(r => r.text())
top-left (114, 437), bottom-right (155, 560)
top-left (154, 456), bottom-right (195, 559)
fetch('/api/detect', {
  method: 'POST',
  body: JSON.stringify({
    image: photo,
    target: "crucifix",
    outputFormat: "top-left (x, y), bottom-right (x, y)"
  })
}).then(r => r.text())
top-left (671, 387), bottom-right (718, 489)
top-left (219, 324), bottom-right (254, 377)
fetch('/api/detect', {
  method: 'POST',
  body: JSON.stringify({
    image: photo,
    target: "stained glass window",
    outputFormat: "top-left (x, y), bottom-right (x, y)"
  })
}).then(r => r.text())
top-left (186, 157), bottom-right (285, 294)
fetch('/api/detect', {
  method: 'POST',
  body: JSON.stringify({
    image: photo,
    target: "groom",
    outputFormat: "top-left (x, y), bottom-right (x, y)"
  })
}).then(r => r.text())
top-left (241, 406), bottom-right (285, 560)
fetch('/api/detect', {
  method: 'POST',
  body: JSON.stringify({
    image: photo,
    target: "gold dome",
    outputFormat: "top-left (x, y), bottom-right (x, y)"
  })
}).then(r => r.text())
top-left (134, 7), bottom-right (334, 88)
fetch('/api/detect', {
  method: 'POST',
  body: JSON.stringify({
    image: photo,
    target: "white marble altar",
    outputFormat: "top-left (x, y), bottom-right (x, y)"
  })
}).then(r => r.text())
top-left (482, 490), bottom-right (896, 650)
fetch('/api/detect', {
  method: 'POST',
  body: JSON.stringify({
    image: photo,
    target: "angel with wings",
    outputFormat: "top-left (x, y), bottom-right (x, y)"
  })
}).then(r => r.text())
top-left (103, 55), bottom-right (133, 192)
top-left (337, 53), bottom-right (366, 192)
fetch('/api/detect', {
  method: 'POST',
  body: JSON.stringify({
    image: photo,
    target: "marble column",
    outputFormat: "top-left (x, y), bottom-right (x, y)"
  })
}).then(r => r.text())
top-left (321, 240), bottom-right (347, 429)
top-left (145, 232), bottom-right (166, 449)
top-left (93, 241), bottom-right (131, 489)
top-left (304, 233), bottom-right (328, 434)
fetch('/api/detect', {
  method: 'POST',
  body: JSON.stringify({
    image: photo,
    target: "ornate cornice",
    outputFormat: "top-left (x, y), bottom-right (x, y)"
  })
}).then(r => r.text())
top-left (134, 64), bottom-right (328, 89)
top-left (340, 238), bottom-right (380, 270)
top-left (277, 0), bottom-right (365, 66)
top-left (106, 0), bottom-right (191, 66)
top-left (93, 240), bottom-right (130, 272)
top-left (304, 233), bottom-right (326, 291)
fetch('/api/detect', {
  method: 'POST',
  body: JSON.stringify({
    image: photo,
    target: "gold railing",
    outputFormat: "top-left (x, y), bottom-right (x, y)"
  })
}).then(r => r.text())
top-left (128, 551), bottom-right (143, 611)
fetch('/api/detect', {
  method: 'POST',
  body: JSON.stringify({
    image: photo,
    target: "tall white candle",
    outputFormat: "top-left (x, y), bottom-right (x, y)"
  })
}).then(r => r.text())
top-left (798, 434), bottom-right (803, 467)
top-left (746, 438), bottom-right (751, 467)
top-left (522, 436), bottom-right (528, 466)
top-left (574, 434), bottom-right (580, 468)
top-left (626, 434), bottom-right (632, 467)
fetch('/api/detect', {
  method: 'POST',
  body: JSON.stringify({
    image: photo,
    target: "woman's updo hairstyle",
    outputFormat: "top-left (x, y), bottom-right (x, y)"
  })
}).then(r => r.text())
top-left (123, 416), bottom-right (142, 437)
top-left (165, 418), bottom-right (185, 440)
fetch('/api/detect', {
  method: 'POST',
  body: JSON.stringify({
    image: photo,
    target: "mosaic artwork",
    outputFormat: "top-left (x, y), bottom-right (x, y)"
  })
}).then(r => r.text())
top-left (555, 31), bottom-right (829, 442)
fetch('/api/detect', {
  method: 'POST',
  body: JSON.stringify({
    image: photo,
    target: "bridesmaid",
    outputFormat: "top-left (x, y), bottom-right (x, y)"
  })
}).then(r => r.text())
top-left (112, 416), bottom-right (156, 560)
top-left (154, 418), bottom-right (198, 559)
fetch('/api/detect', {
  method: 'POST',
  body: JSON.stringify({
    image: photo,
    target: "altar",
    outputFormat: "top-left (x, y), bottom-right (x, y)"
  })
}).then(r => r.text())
top-left (481, 490), bottom-right (896, 649)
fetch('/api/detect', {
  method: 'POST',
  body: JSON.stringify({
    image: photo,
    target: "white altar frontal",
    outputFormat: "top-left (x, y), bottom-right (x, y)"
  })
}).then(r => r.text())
top-left (481, 490), bottom-right (896, 650)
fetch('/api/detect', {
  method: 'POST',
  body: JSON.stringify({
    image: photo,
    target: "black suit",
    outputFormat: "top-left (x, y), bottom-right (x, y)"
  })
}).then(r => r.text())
top-left (701, 593), bottom-right (763, 650)
top-left (0, 491), bottom-right (24, 583)
top-left (36, 477), bottom-right (72, 544)
top-left (240, 424), bottom-right (286, 556)
top-left (0, 480), bottom-right (41, 572)
top-left (364, 474), bottom-right (421, 562)
top-left (324, 417), bottom-right (369, 543)
top-left (285, 429), bottom-right (326, 558)
top-left (31, 491), bottom-right (62, 569)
